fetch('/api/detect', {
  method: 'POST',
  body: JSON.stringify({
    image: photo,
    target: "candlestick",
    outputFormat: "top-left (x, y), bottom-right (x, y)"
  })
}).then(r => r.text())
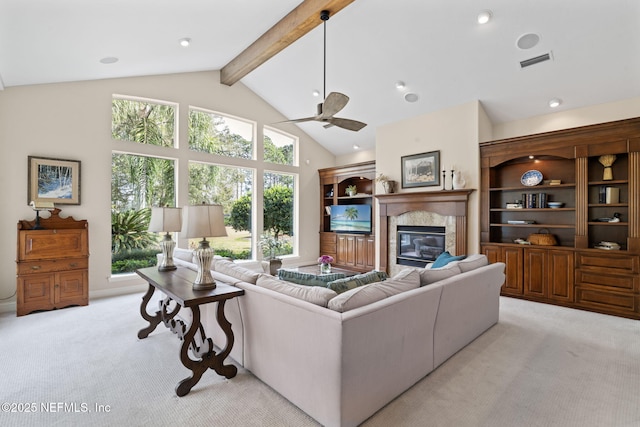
top-left (450, 170), bottom-right (455, 190)
top-left (442, 170), bottom-right (447, 191)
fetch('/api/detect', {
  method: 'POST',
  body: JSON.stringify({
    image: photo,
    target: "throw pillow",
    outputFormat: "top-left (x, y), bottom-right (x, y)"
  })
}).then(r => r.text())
top-left (277, 269), bottom-right (346, 287)
top-left (326, 270), bottom-right (388, 294)
top-left (328, 270), bottom-right (420, 313)
top-left (455, 254), bottom-right (489, 273)
top-left (214, 260), bottom-right (260, 284)
top-left (256, 275), bottom-right (337, 307)
top-left (431, 251), bottom-right (467, 268)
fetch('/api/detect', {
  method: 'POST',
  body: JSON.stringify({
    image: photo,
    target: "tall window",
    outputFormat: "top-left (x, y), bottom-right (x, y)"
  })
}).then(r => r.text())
top-left (111, 97), bottom-right (178, 274)
top-left (189, 108), bottom-right (254, 158)
top-left (263, 171), bottom-right (295, 256)
top-left (264, 127), bottom-right (296, 165)
top-left (189, 162), bottom-right (254, 259)
top-left (112, 97), bottom-right (175, 147)
top-left (111, 96), bottom-right (300, 275)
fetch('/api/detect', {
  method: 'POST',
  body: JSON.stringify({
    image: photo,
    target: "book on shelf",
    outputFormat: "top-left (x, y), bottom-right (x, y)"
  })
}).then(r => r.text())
top-left (606, 187), bottom-right (620, 204)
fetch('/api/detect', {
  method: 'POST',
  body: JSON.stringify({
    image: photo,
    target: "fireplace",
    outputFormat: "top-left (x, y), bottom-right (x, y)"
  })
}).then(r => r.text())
top-left (397, 226), bottom-right (445, 267)
top-left (376, 190), bottom-right (473, 275)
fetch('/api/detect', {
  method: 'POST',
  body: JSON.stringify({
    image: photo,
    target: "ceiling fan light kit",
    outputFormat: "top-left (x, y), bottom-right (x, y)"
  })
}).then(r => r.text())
top-left (280, 10), bottom-right (366, 132)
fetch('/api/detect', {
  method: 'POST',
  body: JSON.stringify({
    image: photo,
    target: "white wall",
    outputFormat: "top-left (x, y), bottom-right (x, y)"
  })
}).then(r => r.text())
top-left (0, 71), bottom-right (335, 312)
top-left (336, 149), bottom-right (375, 167)
top-left (492, 96), bottom-right (640, 140)
top-left (376, 101), bottom-right (483, 254)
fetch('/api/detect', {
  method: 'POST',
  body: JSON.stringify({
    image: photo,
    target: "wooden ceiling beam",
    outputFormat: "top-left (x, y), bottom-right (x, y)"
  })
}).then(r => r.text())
top-left (220, 0), bottom-right (356, 86)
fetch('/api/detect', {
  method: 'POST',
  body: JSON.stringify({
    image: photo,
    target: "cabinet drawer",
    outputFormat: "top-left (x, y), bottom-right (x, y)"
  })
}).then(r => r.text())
top-left (576, 252), bottom-right (639, 274)
top-left (575, 270), bottom-right (638, 291)
top-left (320, 233), bottom-right (337, 244)
top-left (17, 258), bottom-right (88, 275)
top-left (575, 287), bottom-right (638, 313)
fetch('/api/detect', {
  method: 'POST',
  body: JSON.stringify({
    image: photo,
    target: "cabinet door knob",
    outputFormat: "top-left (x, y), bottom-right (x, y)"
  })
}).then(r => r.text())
top-left (30, 265), bottom-right (41, 270)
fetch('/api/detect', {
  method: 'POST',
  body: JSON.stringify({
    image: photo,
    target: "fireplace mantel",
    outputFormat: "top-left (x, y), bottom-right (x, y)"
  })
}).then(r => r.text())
top-left (376, 190), bottom-right (474, 272)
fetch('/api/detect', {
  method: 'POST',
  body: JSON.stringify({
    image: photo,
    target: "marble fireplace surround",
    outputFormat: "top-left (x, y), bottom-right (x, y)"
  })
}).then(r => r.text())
top-left (376, 190), bottom-right (474, 274)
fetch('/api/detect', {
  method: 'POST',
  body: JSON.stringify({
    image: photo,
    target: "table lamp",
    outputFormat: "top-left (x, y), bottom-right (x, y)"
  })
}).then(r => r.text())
top-left (148, 207), bottom-right (182, 272)
top-left (181, 204), bottom-right (227, 289)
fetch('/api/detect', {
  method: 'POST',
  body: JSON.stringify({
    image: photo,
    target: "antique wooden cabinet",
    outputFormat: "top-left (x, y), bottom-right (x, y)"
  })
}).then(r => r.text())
top-left (318, 161), bottom-right (376, 272)
top-left (480, 117), bottom-right (640, 319)
top-left (16, 209), bottom-right (89, 316)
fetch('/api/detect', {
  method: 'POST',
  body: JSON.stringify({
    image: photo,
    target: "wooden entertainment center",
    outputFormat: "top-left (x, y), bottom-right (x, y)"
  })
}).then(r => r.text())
top-left (318, 161), bottom-right (376, 272)
top-left (480, 117), bottom-right (640, 320)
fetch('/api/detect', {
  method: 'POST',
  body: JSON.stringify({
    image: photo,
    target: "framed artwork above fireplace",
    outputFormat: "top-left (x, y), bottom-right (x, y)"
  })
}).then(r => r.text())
top-left (401, 150), bottom-right (440, 188)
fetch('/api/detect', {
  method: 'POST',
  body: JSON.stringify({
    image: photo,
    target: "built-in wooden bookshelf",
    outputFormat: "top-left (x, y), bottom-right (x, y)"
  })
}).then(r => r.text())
top-left (480, 117), bottom-right (640, 320)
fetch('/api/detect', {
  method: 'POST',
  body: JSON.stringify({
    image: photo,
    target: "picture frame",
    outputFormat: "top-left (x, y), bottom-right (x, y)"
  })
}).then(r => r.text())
top-left (28, 156), bottom-right (81, 205)
top-left (401, 150), bottom-right (441, 188)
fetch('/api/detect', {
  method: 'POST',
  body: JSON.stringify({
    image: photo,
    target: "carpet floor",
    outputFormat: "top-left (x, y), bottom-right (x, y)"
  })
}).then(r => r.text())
top-left (1, 292), bottom-right (638, 426)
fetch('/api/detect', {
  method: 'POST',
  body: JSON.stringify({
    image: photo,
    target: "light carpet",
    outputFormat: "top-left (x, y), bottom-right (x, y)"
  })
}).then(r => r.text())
top-left (1, 292), bottom-right (638, 427)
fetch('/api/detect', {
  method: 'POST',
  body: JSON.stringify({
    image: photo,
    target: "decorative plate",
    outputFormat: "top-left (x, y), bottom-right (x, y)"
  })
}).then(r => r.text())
top-left (521, 170), bottom-right (543, 186)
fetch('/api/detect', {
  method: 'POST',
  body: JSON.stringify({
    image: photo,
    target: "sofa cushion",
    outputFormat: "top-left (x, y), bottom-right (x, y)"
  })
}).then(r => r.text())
top-left (326, 270), bottom-right (388, 294)
top-left (327, 270), bottom-right (420, 312)
top-left (418, 264), bottom-right (461, 286)
top-left (455, 254), bottom-right (489, 272)
top-left (173, 247), bottom-right (196, 263)
top-left (214, 259), bottom-right (260, 284)
top-left (431, 251), bottom-right (467, 268)
top-left (277, 269), bottom-right (346, 287)
top-left (256, 275), bottom-right (338, 307)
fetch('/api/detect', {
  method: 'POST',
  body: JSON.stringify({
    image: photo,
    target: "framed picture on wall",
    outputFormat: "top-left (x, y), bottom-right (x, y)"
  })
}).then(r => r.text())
top-left (28, 156), bottom-right (81, 205)
top-left (401, 151), bottom-right (440, 188)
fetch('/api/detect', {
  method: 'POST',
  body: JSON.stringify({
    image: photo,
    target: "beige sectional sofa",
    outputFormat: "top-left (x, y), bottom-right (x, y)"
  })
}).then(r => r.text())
top-left (161, 249), bottom-right (505, 427)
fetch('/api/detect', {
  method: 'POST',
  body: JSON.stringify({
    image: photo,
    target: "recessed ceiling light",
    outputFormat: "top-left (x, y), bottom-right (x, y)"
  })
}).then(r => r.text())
top-left (549, 98), bottom-right (562, 108)
top-left (179, 38), bottom-right (191, 47)
top-left (312, 90), bottom-right (320, 97)
top-left (404, 93), bottom-right (419, 103)
top-left (395, 81), bottom-right (405, 90)
top-left (353, 144), bottom-right (360, 150)
top-left (99, 57), bottom-right (118, 64)
top-left (477, 10), bottom-right (492, 24)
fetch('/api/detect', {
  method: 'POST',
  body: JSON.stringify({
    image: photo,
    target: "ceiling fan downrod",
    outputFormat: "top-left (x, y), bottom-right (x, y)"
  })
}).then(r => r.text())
top-left (321, 10), bottom-right (330, 100)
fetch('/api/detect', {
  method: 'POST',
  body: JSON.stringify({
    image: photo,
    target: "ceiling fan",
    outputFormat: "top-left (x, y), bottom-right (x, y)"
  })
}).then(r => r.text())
top-left (280, 10), bottom-right (366, 132)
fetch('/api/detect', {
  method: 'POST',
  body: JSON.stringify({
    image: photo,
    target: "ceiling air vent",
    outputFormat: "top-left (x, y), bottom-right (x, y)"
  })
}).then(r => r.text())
top-left (520, 52), bottom-right (552, 68)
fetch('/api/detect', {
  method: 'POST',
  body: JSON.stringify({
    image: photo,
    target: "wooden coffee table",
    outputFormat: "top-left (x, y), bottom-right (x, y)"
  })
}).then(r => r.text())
top-left (135, 267), bottom-right (244, 397)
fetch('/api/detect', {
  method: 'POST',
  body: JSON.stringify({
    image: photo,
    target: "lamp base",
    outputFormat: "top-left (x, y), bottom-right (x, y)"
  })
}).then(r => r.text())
top-left (158, 233), bottom-right (177, 271)
top-left (193, 238), bottom-right (216, 290)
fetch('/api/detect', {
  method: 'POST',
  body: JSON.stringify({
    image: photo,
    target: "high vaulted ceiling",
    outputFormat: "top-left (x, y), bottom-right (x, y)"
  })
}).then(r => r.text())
top-left (1, 0), bottom-right (639, 155)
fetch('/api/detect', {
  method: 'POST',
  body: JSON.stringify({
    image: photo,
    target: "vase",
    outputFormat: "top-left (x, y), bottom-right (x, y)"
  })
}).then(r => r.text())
top-left (320, 263), bottom-right (331, 274)
top-left (452, 171), bottom-right (466, 189)
top-left (269, 258), bottom-right (282, 276)
top-left (381, 180), bottom-right (396, 194)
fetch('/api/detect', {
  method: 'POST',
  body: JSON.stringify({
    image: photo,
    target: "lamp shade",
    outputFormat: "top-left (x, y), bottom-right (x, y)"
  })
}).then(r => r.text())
top-left (148, 207), bottom-right (182, 232)
top-left (181, 204), bottom-right (227, 239)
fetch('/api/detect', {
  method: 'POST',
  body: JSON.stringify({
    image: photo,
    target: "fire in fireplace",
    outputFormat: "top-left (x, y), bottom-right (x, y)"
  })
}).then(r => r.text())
top-left (397, 225), bottom-right (446, 267)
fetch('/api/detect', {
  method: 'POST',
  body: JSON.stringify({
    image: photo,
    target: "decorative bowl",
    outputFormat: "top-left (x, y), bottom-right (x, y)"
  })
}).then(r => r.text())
top-left (547, 202), bottom-right (564, 208)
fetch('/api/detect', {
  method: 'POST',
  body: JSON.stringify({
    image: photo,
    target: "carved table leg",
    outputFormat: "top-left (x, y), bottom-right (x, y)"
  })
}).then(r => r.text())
top-left (212, 299), bottom-right (238, 378)
top-left (174, 302), bottom-right (238, 396)
top-left (137, 284), bottom-right (160, 339)
top-left (175, 306), bottom-right (209, 397)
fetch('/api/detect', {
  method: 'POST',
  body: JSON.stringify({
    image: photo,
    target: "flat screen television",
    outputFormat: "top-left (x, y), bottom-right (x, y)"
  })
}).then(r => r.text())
top-left (330, 204), bottom-right (372, 234)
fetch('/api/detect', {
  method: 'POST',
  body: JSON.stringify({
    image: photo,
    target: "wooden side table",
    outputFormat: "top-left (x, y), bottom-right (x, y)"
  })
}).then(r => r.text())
top-left (135, 267), bottom-right (244, 396)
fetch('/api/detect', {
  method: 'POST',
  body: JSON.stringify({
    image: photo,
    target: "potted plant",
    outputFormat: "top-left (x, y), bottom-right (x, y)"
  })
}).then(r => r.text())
top-left (259, 234), bottom-right (283, 275)
top-left (318, 254), bottom-right (334, 274)
top-left (346, 184), bottom-right (357, 197)
top-left (376, 173), bottom-right (396, 194)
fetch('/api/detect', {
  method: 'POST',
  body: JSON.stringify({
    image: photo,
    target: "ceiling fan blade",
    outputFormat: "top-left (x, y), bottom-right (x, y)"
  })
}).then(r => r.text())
top-left (320, 92), bottom-right (349, 118)
top-left (275, 116), bottom-right (316, 124)
top-left (326, 117), bottom-right (367, 132)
